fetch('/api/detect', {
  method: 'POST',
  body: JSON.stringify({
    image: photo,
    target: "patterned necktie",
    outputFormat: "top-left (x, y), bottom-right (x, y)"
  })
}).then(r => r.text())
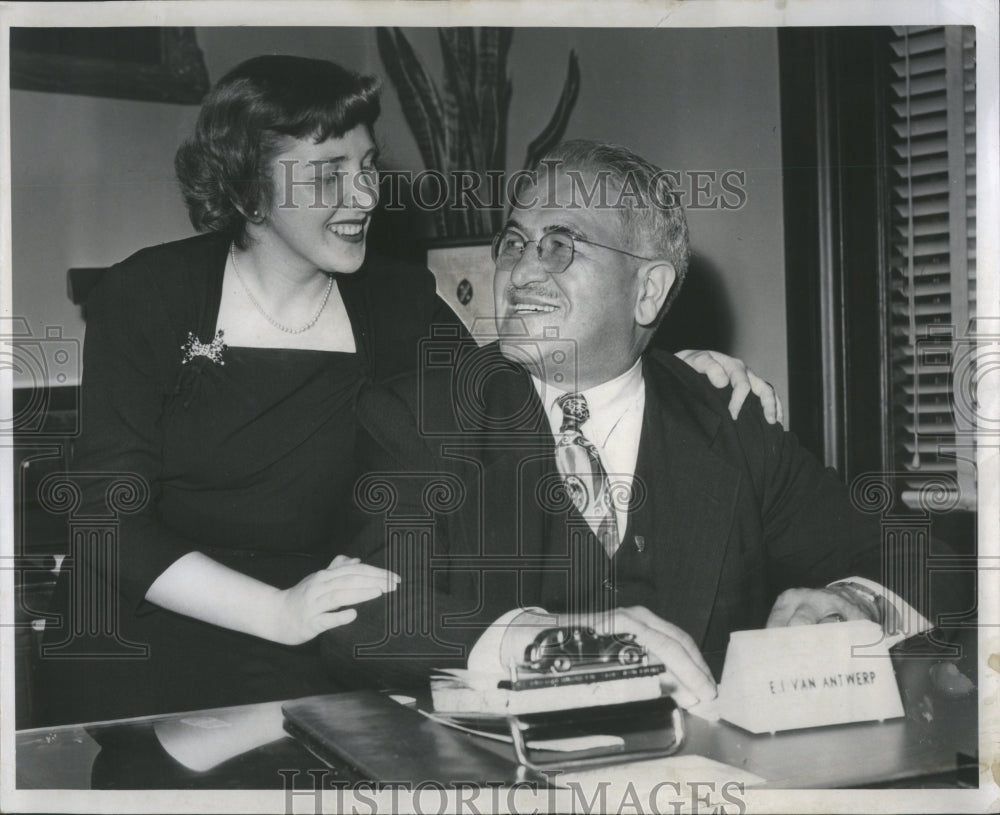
top-left (554, 393), bottom-right (621, 557)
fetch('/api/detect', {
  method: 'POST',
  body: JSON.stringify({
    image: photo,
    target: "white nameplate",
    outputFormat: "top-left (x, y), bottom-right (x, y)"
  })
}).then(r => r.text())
top-left (716, 621), bottom-right (903, 734)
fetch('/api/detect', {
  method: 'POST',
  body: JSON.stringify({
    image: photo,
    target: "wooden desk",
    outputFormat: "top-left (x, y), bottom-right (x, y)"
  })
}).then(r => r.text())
top-left (16, 651), bottom-right (976, 790)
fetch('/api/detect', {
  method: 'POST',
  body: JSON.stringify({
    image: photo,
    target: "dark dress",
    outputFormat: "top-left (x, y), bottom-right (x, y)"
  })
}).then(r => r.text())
top-left (37, 232), bottom-right (462, 725)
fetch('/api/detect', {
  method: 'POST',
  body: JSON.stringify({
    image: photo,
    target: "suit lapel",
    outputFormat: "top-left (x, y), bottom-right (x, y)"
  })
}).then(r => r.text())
top-left (465, 347), bottom-right (554, 602)
top-left (625, 355), bottom-right (741, 647)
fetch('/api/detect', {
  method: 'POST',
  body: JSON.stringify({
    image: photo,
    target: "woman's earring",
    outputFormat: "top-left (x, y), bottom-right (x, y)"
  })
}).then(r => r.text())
top-left (233, 201), bottom-right (263, 224)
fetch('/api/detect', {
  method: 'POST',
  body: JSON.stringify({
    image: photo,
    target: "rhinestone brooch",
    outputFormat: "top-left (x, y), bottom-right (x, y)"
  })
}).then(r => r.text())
top-left (181, 330), bottom-right (227, 365)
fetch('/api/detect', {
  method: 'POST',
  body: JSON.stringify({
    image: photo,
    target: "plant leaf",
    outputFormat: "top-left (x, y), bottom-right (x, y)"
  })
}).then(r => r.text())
top-left (476, 27), bottom-right (498, 169)
top-left (457, 28), bottom-right (477, 104)
top-left (477, 28), bottom-right (513, 172)
top-left (439, 28), bottom-right (491, 236)
top-left (493, 76), bottom-right (513, 172)
top-left (390, 28), bottom-right (449, 161)
top-left (376, 27), bottom-right (446, 173)
top-left (438, 29), bottom-right (484, 172)
top-left (436, 29), bottom-right (463, 172)
top-left (522, 50), bottom-right (581, 171)
top-left (476, 31), bottom-right (505, 234)
top-left (488, 77), bottom-right (513, 232)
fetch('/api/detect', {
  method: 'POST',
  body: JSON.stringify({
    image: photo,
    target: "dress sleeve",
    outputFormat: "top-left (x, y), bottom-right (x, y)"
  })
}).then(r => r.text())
top-left (73, 259), bottom-right (200, 610)
top-left (318, 378), bottom-right (500, 689)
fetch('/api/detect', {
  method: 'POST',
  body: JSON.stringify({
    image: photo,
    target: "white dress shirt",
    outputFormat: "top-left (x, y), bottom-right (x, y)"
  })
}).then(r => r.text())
top-left (530, 358), bottom-right (645, 538)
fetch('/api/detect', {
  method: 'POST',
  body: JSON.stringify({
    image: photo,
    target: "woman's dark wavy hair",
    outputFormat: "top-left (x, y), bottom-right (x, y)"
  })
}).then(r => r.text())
top-left (175, 55), bottom-right (380, 248)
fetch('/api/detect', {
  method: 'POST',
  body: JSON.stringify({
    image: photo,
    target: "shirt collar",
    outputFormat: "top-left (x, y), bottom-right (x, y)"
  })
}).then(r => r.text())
top-left (530, 358), bottom-right (644, 443)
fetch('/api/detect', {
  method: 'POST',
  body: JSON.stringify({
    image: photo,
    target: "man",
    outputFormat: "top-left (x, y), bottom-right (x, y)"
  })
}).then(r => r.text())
top-left (320, 140), bottom-right (938, 710)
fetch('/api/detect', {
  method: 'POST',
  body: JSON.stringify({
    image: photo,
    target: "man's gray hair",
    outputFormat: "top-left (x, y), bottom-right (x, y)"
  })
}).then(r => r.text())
top-left (530, 139), bottom-right (691, 319)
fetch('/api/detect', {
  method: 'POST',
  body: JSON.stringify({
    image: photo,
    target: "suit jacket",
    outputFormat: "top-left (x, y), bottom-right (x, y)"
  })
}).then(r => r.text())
top-left (320, 341), bottom-right (929, 688)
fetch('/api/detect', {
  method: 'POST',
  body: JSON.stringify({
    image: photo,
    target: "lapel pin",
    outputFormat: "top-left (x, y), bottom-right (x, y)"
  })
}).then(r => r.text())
top-left (634, 535), bottom-right (646, 553)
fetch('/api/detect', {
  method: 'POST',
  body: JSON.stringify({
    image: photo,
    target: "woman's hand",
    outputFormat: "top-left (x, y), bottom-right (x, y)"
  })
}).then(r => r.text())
top-left (270, 555), bottom-right (400, 646)
top-left (675, 349), bottom-right (783, 424)
top-left (147, 552), bottom-right (399, 646)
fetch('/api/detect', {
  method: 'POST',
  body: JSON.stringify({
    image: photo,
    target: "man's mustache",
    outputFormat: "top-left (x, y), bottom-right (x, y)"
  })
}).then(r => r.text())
top-left (504, 285), bottom-right (561, 303)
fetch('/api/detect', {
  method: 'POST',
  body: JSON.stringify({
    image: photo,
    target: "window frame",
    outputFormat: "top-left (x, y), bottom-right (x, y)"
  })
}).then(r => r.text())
top-left (778, 26), bottom-right (976, 517)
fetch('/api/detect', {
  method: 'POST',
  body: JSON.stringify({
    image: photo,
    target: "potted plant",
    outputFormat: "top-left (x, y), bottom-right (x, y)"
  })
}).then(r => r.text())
top-left (377, 27), bottom-right (580, 238)
top-left (377, 27), bottom-right (580, 331)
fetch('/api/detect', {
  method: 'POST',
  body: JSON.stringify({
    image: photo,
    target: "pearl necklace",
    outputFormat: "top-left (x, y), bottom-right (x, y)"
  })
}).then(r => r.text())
top-left (230, 246), bottom-right (334, 335)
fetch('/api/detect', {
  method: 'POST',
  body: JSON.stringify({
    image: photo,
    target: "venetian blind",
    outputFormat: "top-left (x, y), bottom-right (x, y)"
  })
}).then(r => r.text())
top-left (887, 25), bottom-right (976, 507)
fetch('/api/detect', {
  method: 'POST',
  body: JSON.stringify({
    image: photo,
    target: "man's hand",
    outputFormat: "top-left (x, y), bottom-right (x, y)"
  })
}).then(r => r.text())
top-left (766, 587), bottom-right (875, 627)
top-left (500, 607), bottom-right (717, 713)
top-left (675, 349), bottom-right (783, 424)
top-left (603, 606), bottom-right (718, 713)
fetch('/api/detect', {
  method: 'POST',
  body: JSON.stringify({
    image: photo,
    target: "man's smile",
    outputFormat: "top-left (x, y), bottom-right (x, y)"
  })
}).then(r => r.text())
top-left (507, 291), bottom-right (561, 315)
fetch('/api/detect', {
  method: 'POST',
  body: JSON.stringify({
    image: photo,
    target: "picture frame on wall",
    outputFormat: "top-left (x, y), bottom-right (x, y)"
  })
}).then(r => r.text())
top-left (9, 26), bottom-right (209, 104)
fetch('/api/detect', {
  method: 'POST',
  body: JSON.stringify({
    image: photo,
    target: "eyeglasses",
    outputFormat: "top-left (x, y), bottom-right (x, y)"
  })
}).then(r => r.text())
top-left (491, 227), bottom-right (655, 275)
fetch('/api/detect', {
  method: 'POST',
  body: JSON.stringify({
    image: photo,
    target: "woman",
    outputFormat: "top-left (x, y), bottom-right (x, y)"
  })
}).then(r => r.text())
top-left (37, 55), bottom-right (776, 725)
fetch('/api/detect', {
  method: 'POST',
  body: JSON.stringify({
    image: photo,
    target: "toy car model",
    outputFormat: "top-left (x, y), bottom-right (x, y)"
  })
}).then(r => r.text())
top-left (523, 626), bottom-right (646, 673)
